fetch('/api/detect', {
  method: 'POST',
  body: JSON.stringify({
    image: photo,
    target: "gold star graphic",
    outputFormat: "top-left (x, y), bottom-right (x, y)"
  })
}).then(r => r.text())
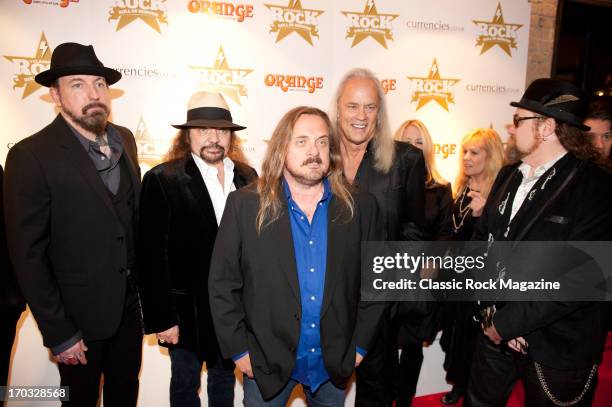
top-left (189, 46), bottom-right (253, 105)
top-left (473, 2), bottom-right (523, 56)
top-left (3, 32), bottom-right (52, 99)
top-left (342, 0), bottom-right (399, 49)
top-left (407, 59), bottom-right (460, 111)
top-left (108, 1), bottom-right (168, 34)
top-left (265, 0), bottom-right (324, 46)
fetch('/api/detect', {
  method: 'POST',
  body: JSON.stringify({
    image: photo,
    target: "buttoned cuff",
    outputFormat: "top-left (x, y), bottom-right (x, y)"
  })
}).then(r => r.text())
top-left (232, 351), bottom-right (249, 362)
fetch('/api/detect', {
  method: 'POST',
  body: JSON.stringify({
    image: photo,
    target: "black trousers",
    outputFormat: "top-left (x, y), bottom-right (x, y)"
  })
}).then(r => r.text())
top-left (0, 307), bottom-right (23, 388)
top-left (58, 290), bottom-right (143, 407)
top-left (465, 333), bottom-right (598, 407)
top-left (356, 310), bottom-right (396, 407)
top-left (395, 343), bottom-right (424, 407)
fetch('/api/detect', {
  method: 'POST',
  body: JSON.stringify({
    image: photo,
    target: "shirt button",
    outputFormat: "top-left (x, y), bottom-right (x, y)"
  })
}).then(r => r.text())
top-left (101, 156), bottom-right (105, 161)
top-left (309, 240), bottom-right (313, 245)
top-left (309, 268), bottom-right (315, 273)
top-left (300, 216), bottom-right (304, 220)
top-left (311, 348), bottom-right (316, 353)
top-left (310, 295), bottom-right (316, 301)
top-left (311, 323), bottom-right (316, 328)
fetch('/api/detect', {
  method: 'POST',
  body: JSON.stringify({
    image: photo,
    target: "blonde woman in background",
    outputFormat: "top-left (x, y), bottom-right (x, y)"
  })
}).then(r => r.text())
top-left (392, 119), bottom-right (452, 407)
top-left (439, 128), bottom-right (504, 405)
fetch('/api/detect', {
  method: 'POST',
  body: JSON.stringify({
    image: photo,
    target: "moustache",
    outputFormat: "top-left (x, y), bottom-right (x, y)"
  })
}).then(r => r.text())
top-left (201, 143), bottom-right (226, 153)
top-left (302, 157), bottom-right (322, 166)
top-left (82, 103), bottom-right (109, 115)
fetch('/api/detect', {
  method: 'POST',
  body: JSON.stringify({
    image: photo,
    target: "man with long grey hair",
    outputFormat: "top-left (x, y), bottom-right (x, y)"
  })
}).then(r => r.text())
top-left (332, 68), bottom-right (426, 407)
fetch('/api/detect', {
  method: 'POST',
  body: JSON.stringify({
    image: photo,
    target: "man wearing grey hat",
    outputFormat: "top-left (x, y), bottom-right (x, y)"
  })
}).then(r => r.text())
top-left (465, 78), bottom-right (612, 406)
top-left (3, 42), bottom-right (142, 406)
top-left (137, 91), bottom-right (257, 406)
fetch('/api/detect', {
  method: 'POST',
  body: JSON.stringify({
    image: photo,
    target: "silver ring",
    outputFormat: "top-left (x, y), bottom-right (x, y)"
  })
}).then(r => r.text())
top-left (159, 339), bottom-right (165, 343)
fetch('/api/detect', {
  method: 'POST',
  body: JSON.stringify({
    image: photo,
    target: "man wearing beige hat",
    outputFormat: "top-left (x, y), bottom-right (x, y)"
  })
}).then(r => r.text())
top-left (4, 42), bottom-right (142, 406)
top-left (137, 91), bottom-right (257, 406)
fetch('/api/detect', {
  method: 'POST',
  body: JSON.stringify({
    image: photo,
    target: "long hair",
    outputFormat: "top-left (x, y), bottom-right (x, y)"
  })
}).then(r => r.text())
top-left (555, 121), bottom-right (602, 163)
top-left (453, 128), bottom-right (504, 198)
top-left (256, 106), bottom-right (354, 234)
top-left (163, 129), bottom-right (241, 162)
top-left (393, 119), bottom-right (448, 188)
top-left (332, 68), bottom-right (395, 173)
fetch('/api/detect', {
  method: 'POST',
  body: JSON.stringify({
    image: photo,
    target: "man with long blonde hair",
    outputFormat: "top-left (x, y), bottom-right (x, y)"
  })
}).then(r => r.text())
top-left (333, 68), bottom-right (426, 407)
top-left (209, 106), bottom-right (384, 406)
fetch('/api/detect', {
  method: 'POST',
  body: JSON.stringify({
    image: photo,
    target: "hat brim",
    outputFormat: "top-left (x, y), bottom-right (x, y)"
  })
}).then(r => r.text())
top-left (35, 66), bottom-right (122, 87)
top-left (171, 119), bottom-right (246, 131)
top-left (510, 100), bottom-right (590, 131)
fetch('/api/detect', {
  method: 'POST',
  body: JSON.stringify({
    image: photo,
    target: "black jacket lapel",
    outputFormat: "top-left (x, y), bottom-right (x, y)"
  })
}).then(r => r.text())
top-left (321, 197), bottom-right (348, 317)
top-left (183, 155), bottom-right (218, 231)
top-left (54, 115), bottom-right (116, 217)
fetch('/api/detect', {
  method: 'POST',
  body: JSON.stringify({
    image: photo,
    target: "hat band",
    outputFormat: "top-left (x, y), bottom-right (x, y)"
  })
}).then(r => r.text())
top-left (515, 98), bottom-right (584, 127)
top-left (186, 107), bottom-right (233, 123)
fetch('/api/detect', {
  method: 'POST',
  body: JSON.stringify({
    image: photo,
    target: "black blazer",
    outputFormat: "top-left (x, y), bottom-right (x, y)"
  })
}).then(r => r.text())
top-left (354, 140), bottom-right (426, 241)
top-left (137, 155), bottom-right (257, 361)
top-left (209, 185), bottom-right (385, 399)
top-left (0, 165), bottom-right (24, 309)
top-left (473, 154), bottom-right (612, 369)
top-left (3, 114), bottom-right (141, 349)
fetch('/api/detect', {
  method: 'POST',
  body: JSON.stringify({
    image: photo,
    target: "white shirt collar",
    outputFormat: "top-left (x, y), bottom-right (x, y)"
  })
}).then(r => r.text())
top-left (518, 152), bottom-right (567, 181)
top-left (191, 153), bottom-right (235, 177)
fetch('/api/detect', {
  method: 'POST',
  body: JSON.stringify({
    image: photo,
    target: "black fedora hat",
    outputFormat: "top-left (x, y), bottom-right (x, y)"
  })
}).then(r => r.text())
top-left (510, 78), bottom-right (590, 131)
top-left (172, 91), bottom-right (246, 131)
top-left (35, 42), bottom-right (121, 87)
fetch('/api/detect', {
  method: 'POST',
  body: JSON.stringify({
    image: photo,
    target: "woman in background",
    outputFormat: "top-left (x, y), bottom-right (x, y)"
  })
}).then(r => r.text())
top-left (392, 119), bottom-right (452, 407)
top-left (439, 128), bottom-right (504, 405)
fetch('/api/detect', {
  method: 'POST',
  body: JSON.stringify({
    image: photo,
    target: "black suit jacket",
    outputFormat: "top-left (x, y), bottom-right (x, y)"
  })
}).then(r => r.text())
top-left (209, 185), bottom-right (385, 399)
top-left (3, 114), bottom-right (141, 349)
top-left (473, 153), bottom-right (612, 369)
top-left (354, 140), bottom-right (426, 241)
top-left (137, 155), bottom-right (257, 361)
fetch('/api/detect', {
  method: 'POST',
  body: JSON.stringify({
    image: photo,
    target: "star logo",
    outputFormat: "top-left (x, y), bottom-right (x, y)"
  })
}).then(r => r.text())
top-left (473, 2), bottom-right (523, 56)
top-left (406, 59), bottom-right (460, 111)
top-left (134, 115), bottom-right (170, 168)
top-left (3, 32), bottom-right (52, 99)
top-left (108, 0), bottom-right (168, 34)
top-left (264, 0), bottom-right (324, 45)
top-left (188, 46), bottom-right (253, 105)
top-left (341, 0), bottom-right (399, 49)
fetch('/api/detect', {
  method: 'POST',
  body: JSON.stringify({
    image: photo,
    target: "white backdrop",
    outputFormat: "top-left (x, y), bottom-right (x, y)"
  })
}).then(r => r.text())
top-left (1, 0), bottom-right (531, 405)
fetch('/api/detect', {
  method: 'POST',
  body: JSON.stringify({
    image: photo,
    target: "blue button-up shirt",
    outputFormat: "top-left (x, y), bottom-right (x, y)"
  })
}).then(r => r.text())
top-left (284, 178), bottom-right (331, 392)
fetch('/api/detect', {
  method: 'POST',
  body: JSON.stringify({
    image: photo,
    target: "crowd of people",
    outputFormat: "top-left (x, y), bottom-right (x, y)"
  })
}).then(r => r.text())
top-left (1, 42), bottom-right (611, 407)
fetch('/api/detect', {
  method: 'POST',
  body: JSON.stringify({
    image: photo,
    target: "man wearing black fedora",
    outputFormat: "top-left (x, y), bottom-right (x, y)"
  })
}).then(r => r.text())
top-left (3, 42), bottom-right (142, 406)
top-left (464, 78), bottom-right (612, 406)
top-left (137, 91), bottom-right (257, 406)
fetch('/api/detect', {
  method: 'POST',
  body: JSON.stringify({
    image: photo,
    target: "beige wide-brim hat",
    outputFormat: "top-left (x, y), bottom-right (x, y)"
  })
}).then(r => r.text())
top-left (172, 91), bottom-right (246, 130)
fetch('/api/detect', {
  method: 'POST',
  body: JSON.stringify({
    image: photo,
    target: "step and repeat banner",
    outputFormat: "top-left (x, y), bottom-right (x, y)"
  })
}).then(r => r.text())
top-left (1, 1), bottom-right (530, 405)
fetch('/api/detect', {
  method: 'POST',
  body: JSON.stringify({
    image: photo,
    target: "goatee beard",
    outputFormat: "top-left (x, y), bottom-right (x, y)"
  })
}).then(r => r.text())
top-left (65, 103), bottom-right (109, 136)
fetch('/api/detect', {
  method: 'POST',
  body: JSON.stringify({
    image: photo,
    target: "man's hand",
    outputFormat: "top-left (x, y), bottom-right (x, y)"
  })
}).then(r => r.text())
top-left (55, 339), bottom-right (88, 365)
top-left (235, 353), bottom-right (253, 378)
top-left (355, 352), bottom-right (364, 367)
top-left (157, 325), bottom-right (179, 345)
top-left (507, 336), bottom-right (528, 354)
top-left (483, 322), bottom-right (503, 345)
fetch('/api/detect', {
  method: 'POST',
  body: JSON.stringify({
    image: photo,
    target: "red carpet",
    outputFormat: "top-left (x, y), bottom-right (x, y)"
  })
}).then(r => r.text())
top-left (412, 333), bottom-right (612, 406)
